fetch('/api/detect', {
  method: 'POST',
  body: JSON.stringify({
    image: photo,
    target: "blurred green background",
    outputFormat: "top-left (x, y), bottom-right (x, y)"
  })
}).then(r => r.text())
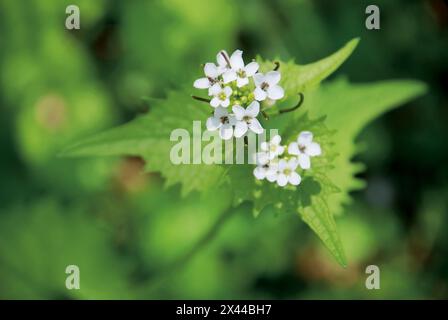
top-left (0, 0), bottom-right (447, 299)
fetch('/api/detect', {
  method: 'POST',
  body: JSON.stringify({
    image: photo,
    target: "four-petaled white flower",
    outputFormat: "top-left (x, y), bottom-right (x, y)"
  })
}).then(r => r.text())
top-left (276, 158), bottom-right (301, 187)
top-left (288, 131), bottom-right (322, 169)
top-left (261, 134), bottom-right (285, 160)
top-left (223, 50), bottom-right (259, 87)
top-left (193, 63), bottom-right (222, 90)
top-left (232, 101), bottom-right (264, 137)
top-left (206, 107), bottom-right (236, 140)
top-left (253, 155), bottom-right (279, 182)
top-left (253, 71), bottom-right (285, 101)
top-left (209, 83), bottom-right (232, 108)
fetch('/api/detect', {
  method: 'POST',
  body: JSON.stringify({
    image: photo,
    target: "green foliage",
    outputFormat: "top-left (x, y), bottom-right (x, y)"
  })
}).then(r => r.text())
top-left (0, 0), bottom-right (444, 300)
top-left (60, 89), bottom-right (225, 196)
top-left (306, 79), bottom-right (427, 214)
top-left (60, 38), bottom-right (426, 266)
top-left (0, 200), bottom-right (133, 299)
top-left (119, 0), bottom-right (238, 97)
top-left (0, 0), bottom-right (117, 194)
top-left (260, 38), bottom-right (360, 93)
top-left (227, 114), bottom-right (347, 266)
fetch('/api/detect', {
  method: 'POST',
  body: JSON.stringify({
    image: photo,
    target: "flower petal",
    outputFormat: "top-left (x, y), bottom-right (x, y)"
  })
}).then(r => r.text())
top-left (236, 76), bottom-right (249, 87)
top-left (307, 142), bottom-right (322, 156)
top-left (230, 49), bottom-right (244, 70)
top-left (253, 87), bottom-right (267, 101)
top-left (194, 78), bottom-right (211, 89)
top-left (267, 85), bottom-right (284, 100)
top-left (277, 174), bottom-right (288, 187)
top-left (222, 70), bottom-right (237, 83)
top-left (269, 159), bottom-right (279, 169)
top-left (266, 173), bottom-right (277, 182)
top-left (289, 172), bottom-right (301, 186)
top-left (234, 121), bottom-right (248, 138)
top-left (288, 142), bottom-right (300, 155)
top-left (265, 71), bottom-right (281, 85)
top-left (298, 153), bottom-right (311, 170)
top-left (255, 152), bottom-right (269, 165)
top-left (214, 106), bottom-right (228, 118)
top-left (232, 105), bottom-right (245, 120)
top-left (288, 158), bottom-right (298, 170)
top-left (253, 73), bottom-right (265, 87)
top-left (298, 131), bottom-right (313, 145)
top-left (217, 50), bottom-right (229, 67)
top-left (278, 159), bottom-right (287, 171)
top-left (228, 114), bottom-right (237, 126)
top-left (220, 124), bottom-right (233, 140)
top-left (204, 63), bottom-right (220, 78)
top-left (210, 97), bottom-right (220, 108)
top-left (209, 83), bottom-right (222, 96)
top-left (268, 151), bottom-right (277, 160)
top-left (260, 141), bottom-right (269, 152)
top-left (246, 101), bottom-right (260, 117)
top-left (244, 61), bottom-right (259, 76)
top-left (271, 135), bottom-right (281, 145)
top-left (249, 118), bottom-right (263, 134)
top-left (277, 145), bottom-right (285, 156)
top-left (221, 99), bottom-right (230, 107)
top-left (253, 166), bottom-right (266, 180)
top-left (266, 166), bottom-right (277, 177)
top-left (223, 86), bottom-right (232, 96)
top-left (206, 116), bottom-right (221, 131)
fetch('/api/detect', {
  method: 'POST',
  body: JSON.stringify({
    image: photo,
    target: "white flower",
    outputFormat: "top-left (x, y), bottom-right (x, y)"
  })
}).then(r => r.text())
top-left (222, 50), bottom-right (259, 87)
top-left (253, 151), bottom-right (270, 166)
top-left (216, 50), bottom-right (231, 74)
top-left (253, 157), bottom-right (279, 182)
top-left (193, 62), bottom-right (222, 89)
top-left (253, 71), bottom-right (284, 101)
top-left (288, 131), bottom-right (322, 169)
top-left (261, 134), bottom-right (285, 160)
top-left (232, 101), bottom-right (264, 137)
top-left (276, 158), bottom-right (301, 187)
top-left (206, 107), bottom-right (236, 140)
top-left (209, 83), bottom-right (232, 108)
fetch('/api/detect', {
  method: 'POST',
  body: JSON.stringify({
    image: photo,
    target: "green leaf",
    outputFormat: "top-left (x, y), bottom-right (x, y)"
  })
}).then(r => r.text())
top-left (259, 38), bottom-right (359, 94)
top-left (61, 89), bottom-right (227, 196)
top-left (228, 114), bottom-right (347, 266)
top-left (307, 79), bottom-right (428, 214)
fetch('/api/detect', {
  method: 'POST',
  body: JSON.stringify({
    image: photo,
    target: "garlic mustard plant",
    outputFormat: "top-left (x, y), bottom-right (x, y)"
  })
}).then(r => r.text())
top-left (63, 38), bottom-right (427, 266)
top-left (193, 49), bottom-right (322, 188)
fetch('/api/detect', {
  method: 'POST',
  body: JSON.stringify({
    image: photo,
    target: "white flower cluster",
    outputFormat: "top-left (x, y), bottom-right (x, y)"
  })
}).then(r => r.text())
top-left (194, 50), bottom-right (284, 140)
top-left (253, 132), bottom-right (322, 187)
top-left (193, 50), bottom-right (322, 189)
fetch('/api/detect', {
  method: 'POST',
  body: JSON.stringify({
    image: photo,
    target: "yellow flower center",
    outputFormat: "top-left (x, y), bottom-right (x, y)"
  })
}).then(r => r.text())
top-left (237, 69), bottom-right (246, 78)
top-left (218, 92), bottom-right (227, 101)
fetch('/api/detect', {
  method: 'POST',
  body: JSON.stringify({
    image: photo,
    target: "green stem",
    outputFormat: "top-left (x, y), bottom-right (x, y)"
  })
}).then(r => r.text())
top-left (191, 95), bottom-right (211, 103)
top-left (273, 61), bottom-right (280, 71)
top-left (261, 111), bottom-right (270, 120)
top-left (279, 93), bottom-right (304, 114)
